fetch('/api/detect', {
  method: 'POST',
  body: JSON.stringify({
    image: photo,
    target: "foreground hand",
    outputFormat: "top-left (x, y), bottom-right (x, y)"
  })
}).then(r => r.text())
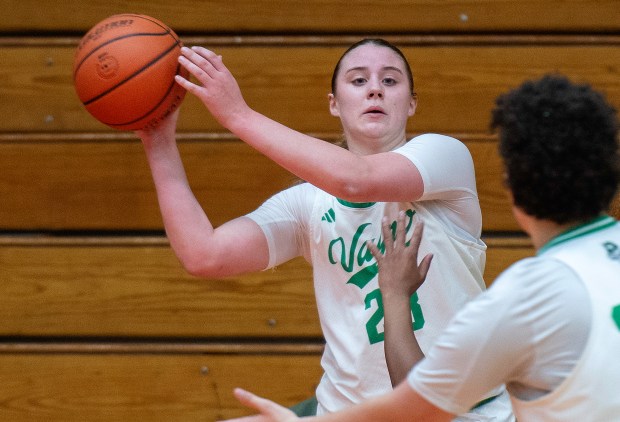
top-left (176, 46), bottom-right (250, 129)
top-left (135, 106), bottom-right (180, 148)
top-left (218, 389), bottom-right (300, 422)
top-left (367, 212), bottom-right (433, 298)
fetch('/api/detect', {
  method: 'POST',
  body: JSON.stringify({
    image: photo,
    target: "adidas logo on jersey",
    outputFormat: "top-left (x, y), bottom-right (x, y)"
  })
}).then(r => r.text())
top-left (322, 208), bottom-right (336, 223)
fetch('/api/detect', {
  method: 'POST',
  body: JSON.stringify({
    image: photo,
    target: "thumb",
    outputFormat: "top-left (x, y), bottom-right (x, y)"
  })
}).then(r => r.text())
top-left (233, 388), bottom-right (298, 421)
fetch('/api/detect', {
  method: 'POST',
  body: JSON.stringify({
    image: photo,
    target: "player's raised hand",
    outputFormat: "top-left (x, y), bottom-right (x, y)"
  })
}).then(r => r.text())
top-left (176, 46), bottom-right (251, 129)
top-left (218, 388), bottom-right (300, 422)
top-left (367, 212), bottom-right (433, 299)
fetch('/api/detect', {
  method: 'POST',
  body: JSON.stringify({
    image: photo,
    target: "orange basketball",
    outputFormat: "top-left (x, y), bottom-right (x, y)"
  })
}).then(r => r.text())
top-left (73, 14), bottom-right (188, 131)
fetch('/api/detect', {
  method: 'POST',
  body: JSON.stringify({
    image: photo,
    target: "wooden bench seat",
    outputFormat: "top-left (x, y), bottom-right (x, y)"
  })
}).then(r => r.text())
top-left (2, 134), bottom-right (618, 233)
top-left (0, 237), bottom-right (319, 338)
top-left (0, 235), bottom-right (532, 338)
top-left (0, 348), bottom-right (324, 421)
top-left (0, 234), bottom-right (533, 421)
top-left (0, 233), bottom-right (533, 421)
top-left (4, 0), bottom-right (619, 33)
top-left (0, 41), bottom-right (618, 134)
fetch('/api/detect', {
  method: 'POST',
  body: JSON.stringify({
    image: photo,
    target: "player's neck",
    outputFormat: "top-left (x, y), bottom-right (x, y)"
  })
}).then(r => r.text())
top-left (512, 206), bottom-right (575, 251)
top-left (530, 221), bottom-right (575, 251)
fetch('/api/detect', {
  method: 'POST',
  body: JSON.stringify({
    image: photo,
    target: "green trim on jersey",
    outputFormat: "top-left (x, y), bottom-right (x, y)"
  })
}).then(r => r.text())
top-left (538, 215), bottom-right (617, 256)
top-left (336, 198), bottom-right (376, 208)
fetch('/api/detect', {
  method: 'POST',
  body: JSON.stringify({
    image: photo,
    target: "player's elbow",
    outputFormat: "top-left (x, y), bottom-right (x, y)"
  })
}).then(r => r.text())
top-left (333, 171), bottom-right (375, 202)
top-left (175, 248), bottom-right (229, 279)
top-left (338, 184), bottom-right (367, 202)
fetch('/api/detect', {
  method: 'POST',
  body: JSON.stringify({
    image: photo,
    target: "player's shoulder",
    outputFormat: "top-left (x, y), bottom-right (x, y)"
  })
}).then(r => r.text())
top-left (280, 181), bottom-right (318, 195)
top-left (276, 181), bottom-right (320, 207)
top-left (491, 255), bottom-right (577, 296)
top-left (408, 133), bottom-right (464, 148)
top-left (254, 182), bottom-right (316, 210)
top-left (409, 133), bottom-right (461, 143)
top-left (402, 133), bottom-right (470, 157)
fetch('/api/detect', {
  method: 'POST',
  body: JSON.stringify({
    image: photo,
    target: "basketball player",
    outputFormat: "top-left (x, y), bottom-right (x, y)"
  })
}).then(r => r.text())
top-left (222, 74), bottom-right (620, 421)
top-left (138, 38), bottom-right (512, 419)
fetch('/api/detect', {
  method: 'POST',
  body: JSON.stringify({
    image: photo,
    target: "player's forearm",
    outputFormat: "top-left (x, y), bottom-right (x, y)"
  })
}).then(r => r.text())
top-left (383, 295), bottom-right (424, 386)
top-left (157, 183), bottom-right (216, 270)
top-left (227, 109), bottom-right (372, 200)
top-left (142, 136), bottom-right (219, 273)
top-left (304, 381), bottom-right (444, 422)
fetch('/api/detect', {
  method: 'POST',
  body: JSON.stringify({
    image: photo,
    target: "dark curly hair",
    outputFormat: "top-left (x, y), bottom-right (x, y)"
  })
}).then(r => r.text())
top-left (491, 74), bottom-right (620, 224)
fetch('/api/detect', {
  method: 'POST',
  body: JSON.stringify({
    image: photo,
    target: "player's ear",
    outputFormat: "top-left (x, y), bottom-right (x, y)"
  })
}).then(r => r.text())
top-left (329, 93), bottom-right (340, 117)
top-left (408, 93), bottom-right (418, 117)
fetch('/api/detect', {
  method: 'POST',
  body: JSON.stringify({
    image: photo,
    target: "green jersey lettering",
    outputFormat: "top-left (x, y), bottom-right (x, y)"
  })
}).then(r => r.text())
top-left (365, 288), bottom-right (425, 345)
top-left (613, 305), bottom-right (620, 331)
top-left (326, 208), bottom-right (424, 344)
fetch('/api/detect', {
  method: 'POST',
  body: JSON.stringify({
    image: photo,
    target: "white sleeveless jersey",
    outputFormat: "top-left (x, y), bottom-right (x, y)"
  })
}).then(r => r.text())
top-left (247, 134), bottom-right (513, 420)
top-left (512, 217), bottom-right (620, 421)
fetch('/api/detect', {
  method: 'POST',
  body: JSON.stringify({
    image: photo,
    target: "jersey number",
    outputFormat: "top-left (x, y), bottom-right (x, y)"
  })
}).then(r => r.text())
top-left (364, 288), bottom-right (425, 345)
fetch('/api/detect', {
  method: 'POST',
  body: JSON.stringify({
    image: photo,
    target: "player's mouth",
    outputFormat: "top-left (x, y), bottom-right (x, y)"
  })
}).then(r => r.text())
top-left (363, 106), bottom-right (386, 115)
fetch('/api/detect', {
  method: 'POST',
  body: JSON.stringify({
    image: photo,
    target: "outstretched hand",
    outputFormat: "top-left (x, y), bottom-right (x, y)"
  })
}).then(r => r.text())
top-left (218, 389), bottom-right (301, 422)
top-left (176, 46), bottom-right (250, 129)
top-left (367, 212), bottom-right (433, 299)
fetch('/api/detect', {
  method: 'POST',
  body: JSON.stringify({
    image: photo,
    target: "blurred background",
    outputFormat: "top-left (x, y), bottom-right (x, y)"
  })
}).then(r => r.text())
top-left (0, 1), bottom-right (618, 420)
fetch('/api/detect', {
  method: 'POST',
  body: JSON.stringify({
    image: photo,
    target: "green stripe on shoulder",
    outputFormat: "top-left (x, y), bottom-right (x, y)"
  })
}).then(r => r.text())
top-left (538, 215), bottom-right (617, 255)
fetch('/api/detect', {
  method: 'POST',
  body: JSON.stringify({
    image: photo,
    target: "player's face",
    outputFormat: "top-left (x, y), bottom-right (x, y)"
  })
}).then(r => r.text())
top-left (329, 44), bottom-right (416, 150)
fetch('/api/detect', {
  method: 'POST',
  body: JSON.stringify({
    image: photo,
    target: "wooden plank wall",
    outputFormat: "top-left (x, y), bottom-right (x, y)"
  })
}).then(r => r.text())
top-left (1, 1), bottom-right (618, 420)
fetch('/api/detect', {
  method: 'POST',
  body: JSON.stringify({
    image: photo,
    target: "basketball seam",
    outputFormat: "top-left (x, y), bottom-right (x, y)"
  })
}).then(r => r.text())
top-left (125, 14), bottom-right (181, 43)
top-left (73, 31), bottom-right (172, 81)
top-left (106, 62), bottom-right (184, 128)
top-left (81, 40), bottom-right (181, 107)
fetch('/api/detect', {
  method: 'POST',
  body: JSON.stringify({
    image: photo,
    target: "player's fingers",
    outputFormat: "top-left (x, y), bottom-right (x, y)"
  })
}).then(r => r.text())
top-left (178, 55), bottom-right (213, 86)
top-left (418, 253), bottom-right (433, 282)
top-left (380, 216), bottom-right (394, 251)
top-left (409, 220), bottom-right (425, 256)
top-left (232, 388), bottom-right (295, 420)
top-left (190, 45), bottom-right (218, 60)
top-left (174, 73), bottom-right (203, 97)
top-left (367, 239), bottom-right (383, 263)
top-left (233, 388), bottom-right (267, 410)
top-left (394, 211), bottom-right (408, 249)
top-left (216, 415), bottom-right (263, 422)
top-left (190, 46), bottom-right (226, 72)
top-left (179, 46), bottom-right (218, 79)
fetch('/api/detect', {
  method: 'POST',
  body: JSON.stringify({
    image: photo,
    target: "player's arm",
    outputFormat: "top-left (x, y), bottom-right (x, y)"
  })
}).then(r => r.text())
top-left (137, 109), bottom-right (269, 278)
top-left (221, 382), bottom-right (454, 422)
top-left (367, 212), bottom-right (432, 386)
top-left (174, 46), bottom-right (424, 204)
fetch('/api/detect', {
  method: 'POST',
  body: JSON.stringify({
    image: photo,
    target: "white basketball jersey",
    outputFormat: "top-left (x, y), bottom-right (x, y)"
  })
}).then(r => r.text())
top-left (511, 217), bottom-right (620, 421)
top-left (248, 134), bottom-right (513, 420)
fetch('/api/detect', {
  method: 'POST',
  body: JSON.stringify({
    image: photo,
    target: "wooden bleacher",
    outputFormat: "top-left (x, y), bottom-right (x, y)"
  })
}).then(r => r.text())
top-left (0, 1), bottom-right (618, 420)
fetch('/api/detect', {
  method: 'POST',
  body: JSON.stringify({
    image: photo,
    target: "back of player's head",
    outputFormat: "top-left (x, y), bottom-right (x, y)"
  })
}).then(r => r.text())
top-left (491, 74), bottom-right (619, 224)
